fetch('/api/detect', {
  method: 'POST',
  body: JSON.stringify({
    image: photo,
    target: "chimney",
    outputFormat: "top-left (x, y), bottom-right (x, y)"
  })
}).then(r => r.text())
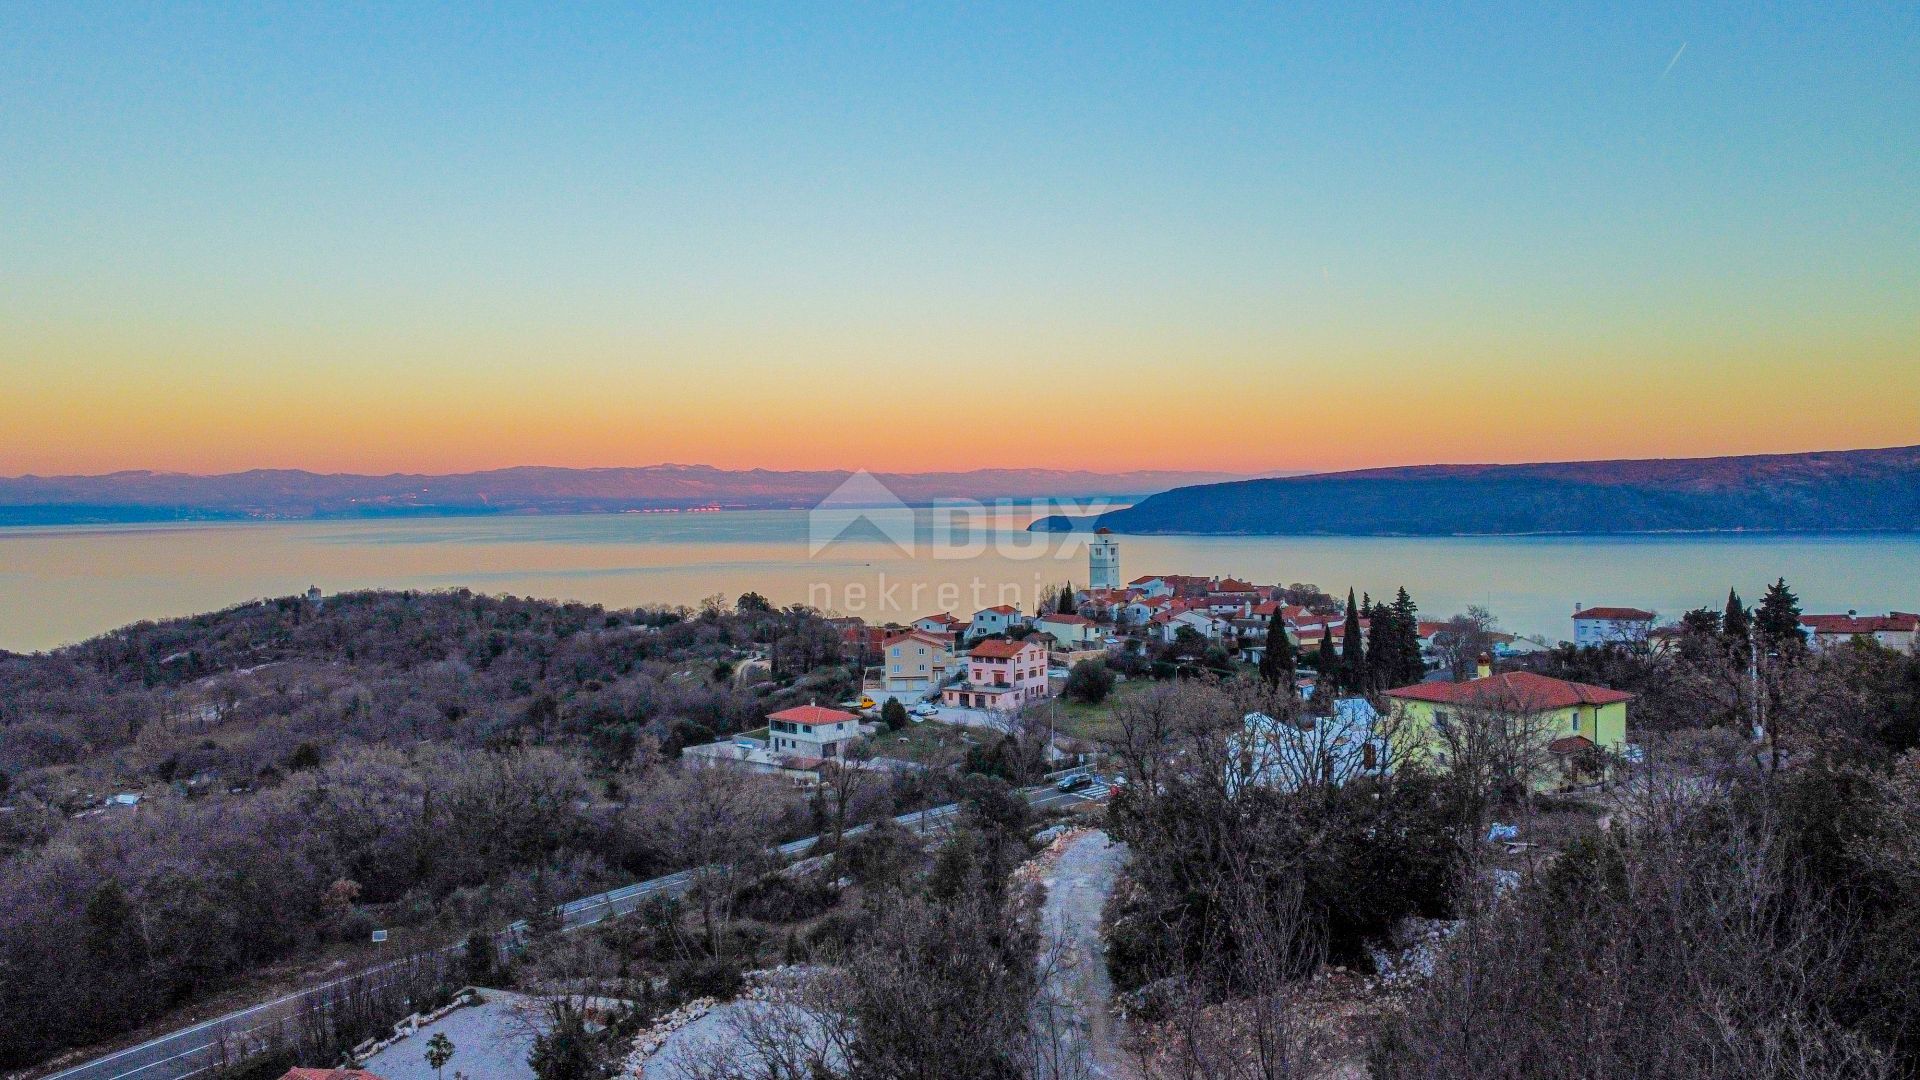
top-left (1574, 602), bottom-right (1582, 614)
top-left (1475, 653), bottom-right (1493, 681)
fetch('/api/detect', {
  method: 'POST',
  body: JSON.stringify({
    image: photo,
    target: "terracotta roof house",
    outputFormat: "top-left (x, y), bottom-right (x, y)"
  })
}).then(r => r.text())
top-left (765, 704), bottom-right (862, 761)
top-left (1384, 670), bottom-right (1634, 788)
top-left (968, 604), bottom-right (1026, 637)
top-left (945, 637), bottom-right (1049, 712)
top-left (1572, 605), bottom-right (1658, 647)
top-left (1800, 612), bottom-right (1920, 652)
top-left (1573, 606), bottom-right (1657, 622)
top-left (968, 638), bottom-right (1031, 659)
top-left (1385, 671), bottom-right (1633, 711)
top-left (877, 630), bottom-right (955, 694)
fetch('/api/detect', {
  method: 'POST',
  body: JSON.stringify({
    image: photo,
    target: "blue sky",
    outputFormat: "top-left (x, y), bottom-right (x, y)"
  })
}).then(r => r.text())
top-left (2, 3), bottom-right (1915, 474)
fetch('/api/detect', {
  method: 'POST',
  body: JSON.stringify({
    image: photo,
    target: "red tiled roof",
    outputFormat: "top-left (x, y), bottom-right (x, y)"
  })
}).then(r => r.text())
top-left (969, 638), bottom-right (1038, 659)
top-left (880, 630), bottom-right (950, 649)
top-left (1213, 578), bottom-right (1257, 593)
top-left (1386, 671), bottom-right (1634, 711)
top-left (767, 704), bottom-right (860, 726)
top-left (1574, 607), bottom-right (1655, 621)
top-left (1548, 735), bottom-right (1598, 754)
top-left (1252, 601), bottom-right (1279, 615)
top-left (917, 612), bottom-right (960, 625)
top-left (1801, 613), bottom-right (1920, 634)
top-left (979, 604), bottom-right (1019, 615)
top-left (1038, 613), bottom-right (1093, 625)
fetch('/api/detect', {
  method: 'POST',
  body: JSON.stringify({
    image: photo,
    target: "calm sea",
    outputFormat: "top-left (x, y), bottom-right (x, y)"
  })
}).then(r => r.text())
top-left (1, 511), bottom-right (1916, 652)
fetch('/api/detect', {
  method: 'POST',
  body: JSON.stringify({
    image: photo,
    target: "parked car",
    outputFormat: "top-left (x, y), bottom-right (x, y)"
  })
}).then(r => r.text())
top-left (1056, 773), bottom-right (1094, 792)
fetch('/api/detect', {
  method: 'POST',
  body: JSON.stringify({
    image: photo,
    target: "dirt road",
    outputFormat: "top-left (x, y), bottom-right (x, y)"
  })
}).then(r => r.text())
top-left (1033, 830), bottom-right (1134, 1080)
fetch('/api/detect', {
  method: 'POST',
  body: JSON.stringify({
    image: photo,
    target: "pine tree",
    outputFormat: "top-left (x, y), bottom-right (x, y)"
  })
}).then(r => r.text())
top-left (425, 1032), bottom-right (456, 1080)
top-left (1057, 583), bottom-right (1076, 615)
top-left (1258, 611), bottom-right (1296, 692)
top-left (881, 698), bottom-right (909, 731)
top-left (1756, 577), bottom-right (1805, 648)
top-left (1339, 588), bottom-right (1366, 693)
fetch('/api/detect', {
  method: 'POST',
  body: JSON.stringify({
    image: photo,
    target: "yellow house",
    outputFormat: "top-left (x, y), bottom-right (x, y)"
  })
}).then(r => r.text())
top-left (1383, 667), bottom-right (1632, 786)
top-left (879, 630), bottom-right (954, 694)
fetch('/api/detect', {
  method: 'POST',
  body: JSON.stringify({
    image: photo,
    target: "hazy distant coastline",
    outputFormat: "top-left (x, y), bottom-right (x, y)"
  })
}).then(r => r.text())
top-left (0, 465), bottom-right (1251, 527)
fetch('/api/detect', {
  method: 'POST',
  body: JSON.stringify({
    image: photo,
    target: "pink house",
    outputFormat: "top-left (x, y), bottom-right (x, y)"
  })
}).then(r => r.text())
top-left (943, 637), bottom-right (1050, 712)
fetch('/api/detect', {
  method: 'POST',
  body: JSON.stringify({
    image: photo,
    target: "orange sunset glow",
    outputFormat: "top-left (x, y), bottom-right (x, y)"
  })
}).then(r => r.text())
top-left (3, 6), bottom-right (1916, 478)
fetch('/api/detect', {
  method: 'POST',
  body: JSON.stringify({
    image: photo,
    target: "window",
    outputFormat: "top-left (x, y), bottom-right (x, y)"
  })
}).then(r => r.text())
top-left (1434, 709), bottom-right (1452, 734)
top-left (1571, 710), bottom-right (1580, 733)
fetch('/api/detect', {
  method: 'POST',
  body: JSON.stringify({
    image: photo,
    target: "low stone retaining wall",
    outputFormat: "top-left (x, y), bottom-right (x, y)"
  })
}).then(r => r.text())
top-left (347, 986), bottom-right (482, 1064)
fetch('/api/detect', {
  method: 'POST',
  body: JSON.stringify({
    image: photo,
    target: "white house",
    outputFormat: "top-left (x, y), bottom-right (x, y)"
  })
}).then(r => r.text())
top-left (1572, 605), bottom-right (1656, 647)
top-left (1128, 576), bottom-right (1173, 598)
top-left (1206, 595), bottom-right (1255, 617)
top-left (1034, 612), bottom-right (1103, 650)
top-left (913, 612), bottom-right (964, 636)
top-left (766, 704), bottom-right (862, 761)
top-left (1121, 596), bottom-right (1168, 626)
top-left (969, 604), bottom-right (1026, 638)
top-left (1229, 699), bottom-right (1387, 794)
top-left (1156, 607), bottom-right (1230, 644)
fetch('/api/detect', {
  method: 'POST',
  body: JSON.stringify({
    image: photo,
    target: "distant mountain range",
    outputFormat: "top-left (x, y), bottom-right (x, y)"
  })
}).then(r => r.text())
top-left (1030, 445), bottom-right (1920, 536)
top-left (0, 465), bottom-right (1250, 526)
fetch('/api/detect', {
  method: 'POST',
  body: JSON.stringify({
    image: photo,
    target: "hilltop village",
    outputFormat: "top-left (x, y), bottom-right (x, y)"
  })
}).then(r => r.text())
top-left (680, 532), bottom-right (1915, 794)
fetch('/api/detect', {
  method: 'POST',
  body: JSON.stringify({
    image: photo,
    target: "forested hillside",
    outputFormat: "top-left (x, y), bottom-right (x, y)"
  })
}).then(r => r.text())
top-left (1056, 444), bottom-right (1920, 535)
top-left (0, 590), bottom-right (873, 1069)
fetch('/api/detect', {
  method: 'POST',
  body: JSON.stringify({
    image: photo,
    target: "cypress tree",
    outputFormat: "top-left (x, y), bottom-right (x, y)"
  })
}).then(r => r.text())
top-left (1756, 577), bottom-right (1805, 648)
top-left (1315, 634), bottom-right (1338, 684)
top-left (1722, 588), bottom-right (1751, 648)
top-left (1340, 588), bottom-right (1366, 693)
top-left (1366, 599), bottom-right (1392, 691)
top-left (1258, 612), bottom-right (1296, 693)
top-left (1390, 587), bottom-right (1423, 686)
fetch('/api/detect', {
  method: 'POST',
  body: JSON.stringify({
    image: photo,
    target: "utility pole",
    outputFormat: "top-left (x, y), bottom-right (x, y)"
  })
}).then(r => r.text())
top-left (1049, 699), bottom-right (1056, 770)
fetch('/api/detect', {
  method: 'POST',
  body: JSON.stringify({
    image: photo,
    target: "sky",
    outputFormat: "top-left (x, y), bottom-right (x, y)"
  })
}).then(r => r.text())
top-left (2, 3), bottom-right (1916, 478)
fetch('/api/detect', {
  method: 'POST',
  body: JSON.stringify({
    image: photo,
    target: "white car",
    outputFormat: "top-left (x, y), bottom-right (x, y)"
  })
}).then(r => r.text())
top-left (911, 702), bottom-right (939, 717)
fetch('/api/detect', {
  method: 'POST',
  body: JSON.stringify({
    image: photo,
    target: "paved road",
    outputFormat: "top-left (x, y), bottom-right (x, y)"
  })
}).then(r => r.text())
top-left (41, 776), bottom-right (1103, 1080)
